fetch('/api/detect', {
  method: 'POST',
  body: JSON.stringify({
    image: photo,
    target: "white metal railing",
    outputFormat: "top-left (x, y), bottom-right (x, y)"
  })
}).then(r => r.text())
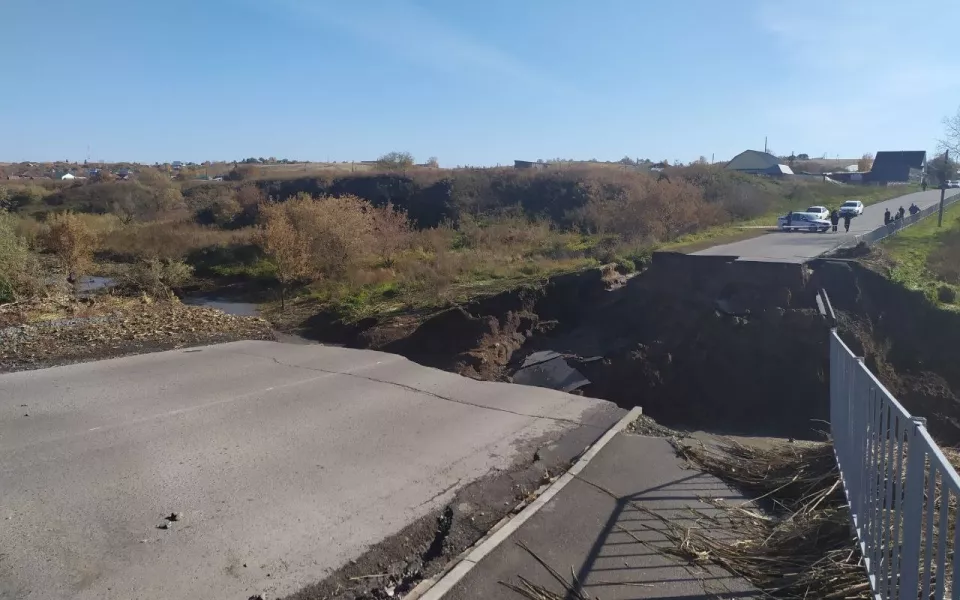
top-left (831, 330), bottom-right (960, 600)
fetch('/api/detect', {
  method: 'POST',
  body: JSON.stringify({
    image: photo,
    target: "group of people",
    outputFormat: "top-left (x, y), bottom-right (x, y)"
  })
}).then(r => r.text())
top-left (788, 201), bottom-right (924, 233)
top-left (828, 209), bottom-right (851, 233)
top-left (883, 203), bottom-right (920, 226)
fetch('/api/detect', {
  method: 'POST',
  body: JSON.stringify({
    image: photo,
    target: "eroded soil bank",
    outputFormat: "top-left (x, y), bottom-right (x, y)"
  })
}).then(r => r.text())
top-left (290, 252), bottom-right (960, 444)
top-left (814, 257), bottom-right (960, 445)
top-left (294, 255), bottom-right (829, 438)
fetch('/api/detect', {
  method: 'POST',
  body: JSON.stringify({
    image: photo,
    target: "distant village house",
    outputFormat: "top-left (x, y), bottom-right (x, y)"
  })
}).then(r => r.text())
top-left (724, 150), bottom-right (794, 176)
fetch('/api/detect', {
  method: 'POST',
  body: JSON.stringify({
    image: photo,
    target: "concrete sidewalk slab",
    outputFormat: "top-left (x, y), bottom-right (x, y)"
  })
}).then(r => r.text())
top-left (442, 433), bottom-right (761, 599)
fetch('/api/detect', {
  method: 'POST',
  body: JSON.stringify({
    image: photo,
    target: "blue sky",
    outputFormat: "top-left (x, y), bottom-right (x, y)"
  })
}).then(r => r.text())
top-left (3, 0), bottom-right (959, 166)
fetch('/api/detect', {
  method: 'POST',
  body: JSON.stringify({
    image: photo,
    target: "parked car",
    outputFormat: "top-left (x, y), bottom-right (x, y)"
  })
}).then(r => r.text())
top-left (838, 200), bottom-right (864, 217)
top-left (948, 180), bottom-right (960, 189)
top-left (778, 212), bottom-right (831, 232)
top-left (805, 205), bottom-right (830, 220)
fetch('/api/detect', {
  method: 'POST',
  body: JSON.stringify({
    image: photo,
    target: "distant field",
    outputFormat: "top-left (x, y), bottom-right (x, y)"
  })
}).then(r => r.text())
top-left (255, 162), bottom-right (374, 174)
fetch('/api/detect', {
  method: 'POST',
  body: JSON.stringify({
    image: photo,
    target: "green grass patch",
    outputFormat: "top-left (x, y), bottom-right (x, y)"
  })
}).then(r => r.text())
top-left (308, 255), bottom-right (599, 323)
top-left (880, 200), bottom-right (960, 305)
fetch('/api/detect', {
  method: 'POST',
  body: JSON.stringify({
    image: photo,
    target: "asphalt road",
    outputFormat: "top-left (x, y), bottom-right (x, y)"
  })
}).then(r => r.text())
top-left (694, 188), bottom-right (960, 262)
top-left (0, 341), bottom-right (620, 600)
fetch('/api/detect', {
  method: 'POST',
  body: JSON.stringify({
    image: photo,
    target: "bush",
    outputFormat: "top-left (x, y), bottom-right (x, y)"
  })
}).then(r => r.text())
top-left (255, 194), bottom-right (416, 306)
top-left (121, 258), bottom-right (194, 298)
top-left (570, 175), bottom-right (724, 243)
top-left (43, 211), bottom-right (98, 281)
top-left (0, 211), bottom-right (42, 302)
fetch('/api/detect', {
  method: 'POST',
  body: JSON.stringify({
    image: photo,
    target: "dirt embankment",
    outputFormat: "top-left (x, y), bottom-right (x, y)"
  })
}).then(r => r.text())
top-left (297, 255), bottom-right (833, 439)
top-left (812, 259), bottom-right (960, 445)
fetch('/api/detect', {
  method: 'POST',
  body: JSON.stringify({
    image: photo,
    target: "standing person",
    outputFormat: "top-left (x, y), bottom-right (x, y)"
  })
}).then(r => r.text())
top-left (884, 208), bottom-right (891, 225)
top-left (830, 209), bottom-right (840, 233)
top-left (910, 202), bottom-right (921, 215)
top-left (843, 213), bottom-right (852, 233)
top-left (898, 206), bottom-right (906, 220)
top-left (922, 180), bottom-right (928, 192)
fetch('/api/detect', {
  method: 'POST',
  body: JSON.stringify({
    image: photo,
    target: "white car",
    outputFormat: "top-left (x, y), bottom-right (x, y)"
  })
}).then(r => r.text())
top-left (778, 212), bottom-right (831, 232)
top-left (806, 205), bottom-right (830, 220)
top-left (839, 200), bottom-right (864, 217)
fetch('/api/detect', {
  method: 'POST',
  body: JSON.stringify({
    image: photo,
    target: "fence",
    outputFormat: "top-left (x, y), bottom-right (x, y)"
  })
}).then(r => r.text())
top-left (830, 330), bottom-right (960, 599)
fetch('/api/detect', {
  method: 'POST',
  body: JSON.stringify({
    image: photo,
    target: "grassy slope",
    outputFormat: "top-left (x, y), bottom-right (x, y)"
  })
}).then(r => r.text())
top-left (878, 199), bottom-right (960, 305)
top-left (664, 184), bottom-right (919, 253)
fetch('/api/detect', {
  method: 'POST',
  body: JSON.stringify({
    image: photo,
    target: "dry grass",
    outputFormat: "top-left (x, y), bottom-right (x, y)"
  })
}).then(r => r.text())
top-left (100, 220), bottom-right (251, 261)
top-left (498, 542), bottom-right (593, 600)
top-left (665, 439), bottom-right (960, 599)
top-left (664, 440), bottom-right (870, 599)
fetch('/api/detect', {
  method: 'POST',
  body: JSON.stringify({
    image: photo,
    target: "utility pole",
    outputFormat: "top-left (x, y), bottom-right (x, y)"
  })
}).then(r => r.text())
top-left (939, 149), bottom-right (949, 227)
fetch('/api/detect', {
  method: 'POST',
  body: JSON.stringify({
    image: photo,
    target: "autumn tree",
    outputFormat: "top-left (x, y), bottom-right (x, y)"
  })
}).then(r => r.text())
top-left (43, 212), bottom-right (97, 287)
top-left (254, 194), bottom-right (414, 307)
top-left (858, 153), bottom-right (874, 172)
top-left (376, 151), bottom-right (415, 170)
top-left (255, 200), bottom-right (313, 309)
top-left (370, 202), bottom-right (413, 265)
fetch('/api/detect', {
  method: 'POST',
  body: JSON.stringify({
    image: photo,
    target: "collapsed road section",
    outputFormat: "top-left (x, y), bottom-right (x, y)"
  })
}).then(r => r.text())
top-left (310, 251), bottom-right (960, 444)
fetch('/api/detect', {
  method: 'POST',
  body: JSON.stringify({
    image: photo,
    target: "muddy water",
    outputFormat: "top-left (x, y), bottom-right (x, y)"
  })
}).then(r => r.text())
top-left (182, 296), bottom-right (260, 317)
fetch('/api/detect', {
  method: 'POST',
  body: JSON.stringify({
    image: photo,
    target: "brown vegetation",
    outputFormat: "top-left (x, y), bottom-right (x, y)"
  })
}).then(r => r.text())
top-left (4, 161), bottom-right (909, 323)
top-left (42, 212), bottom-right (98, 283)
top-left (100, 221), bottom-right (250, 261)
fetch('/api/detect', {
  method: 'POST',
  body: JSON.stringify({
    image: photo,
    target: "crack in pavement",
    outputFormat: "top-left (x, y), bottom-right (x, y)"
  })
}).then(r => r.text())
top-left (415, 478), bottom-right (464, 509)
top-left (234, 351), bottom-right (599, 428)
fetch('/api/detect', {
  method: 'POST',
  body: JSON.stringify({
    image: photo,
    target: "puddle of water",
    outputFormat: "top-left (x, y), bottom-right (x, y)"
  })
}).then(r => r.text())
top-left (511, 350), bottom-right (591, 393)
top-left (45, 276), bottom-right (118, 294)
top-left (78, 276), bottom-right (117, 292)
top-left (182, 296), bottom-right (260, 317)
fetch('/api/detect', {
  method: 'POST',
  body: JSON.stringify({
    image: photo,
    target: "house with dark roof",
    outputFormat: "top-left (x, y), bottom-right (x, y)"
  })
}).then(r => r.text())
top-left (866, 151), bottom-right (925, 184)
top-left (514, 160), bottom-right (546, 170)
top-left (724, 150), bottom-right (794, 176)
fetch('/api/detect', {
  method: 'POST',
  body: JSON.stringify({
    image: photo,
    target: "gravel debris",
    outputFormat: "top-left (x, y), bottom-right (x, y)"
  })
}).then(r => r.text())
top-left (0, 294), bottom-right (274, 372)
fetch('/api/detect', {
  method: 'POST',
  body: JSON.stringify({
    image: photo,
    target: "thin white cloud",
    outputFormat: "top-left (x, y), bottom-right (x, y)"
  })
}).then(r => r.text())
top-left (756, 1), bottom-right (960, 138)
top-left (272, 0), bottom-right (576, 96)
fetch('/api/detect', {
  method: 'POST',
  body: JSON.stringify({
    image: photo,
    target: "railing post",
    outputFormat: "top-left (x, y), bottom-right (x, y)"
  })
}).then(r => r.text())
top-left (897, 417), bottom-right (927, 600)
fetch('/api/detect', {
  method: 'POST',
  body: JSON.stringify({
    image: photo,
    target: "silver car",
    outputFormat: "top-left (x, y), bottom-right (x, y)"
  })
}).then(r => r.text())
top-left (778, 212), bottom-right (831, 232)
top-left (839, 200), bottom-right (864, 217)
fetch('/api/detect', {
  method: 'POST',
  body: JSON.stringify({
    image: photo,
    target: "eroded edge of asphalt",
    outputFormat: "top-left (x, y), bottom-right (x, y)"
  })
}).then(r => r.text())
top-left (281, 403), bottom-right (623, 600)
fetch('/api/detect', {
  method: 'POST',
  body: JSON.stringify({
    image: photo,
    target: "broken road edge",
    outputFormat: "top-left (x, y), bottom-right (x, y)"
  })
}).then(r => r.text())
top-left (405, 406), bottom-right (644, 600)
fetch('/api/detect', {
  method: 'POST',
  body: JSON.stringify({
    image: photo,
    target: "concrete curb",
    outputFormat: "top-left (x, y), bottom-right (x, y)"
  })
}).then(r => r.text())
top-left (405, 406), bottom-right (643, 600)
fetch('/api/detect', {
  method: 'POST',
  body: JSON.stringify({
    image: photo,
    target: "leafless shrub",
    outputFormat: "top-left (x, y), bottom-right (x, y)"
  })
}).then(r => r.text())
top-left (121, 258), bottom-right (195, 298)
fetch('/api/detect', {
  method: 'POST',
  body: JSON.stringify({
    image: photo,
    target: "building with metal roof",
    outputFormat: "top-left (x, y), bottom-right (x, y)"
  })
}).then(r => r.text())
top-left (866, 151), bottom-right (926, 183)
top-left (724, 150), bottom-right (794, 176)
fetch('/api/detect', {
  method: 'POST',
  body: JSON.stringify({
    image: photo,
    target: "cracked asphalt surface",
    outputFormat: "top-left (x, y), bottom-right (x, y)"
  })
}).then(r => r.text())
top-left (0, 340), bottom-right (620, 600)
